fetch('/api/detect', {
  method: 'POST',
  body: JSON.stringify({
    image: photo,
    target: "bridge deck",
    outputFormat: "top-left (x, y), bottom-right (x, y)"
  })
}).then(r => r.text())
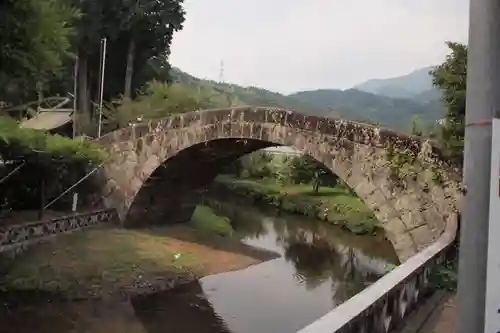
top-left (396, 291), bottom-right (456, 333)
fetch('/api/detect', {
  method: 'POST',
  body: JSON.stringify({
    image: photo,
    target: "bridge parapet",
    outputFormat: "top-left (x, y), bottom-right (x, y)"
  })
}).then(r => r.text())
top-left (298, 213), bottom-right (457, 333)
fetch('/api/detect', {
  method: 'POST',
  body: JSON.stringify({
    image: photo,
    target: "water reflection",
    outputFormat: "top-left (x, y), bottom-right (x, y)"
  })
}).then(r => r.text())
top-left (0, 201), bottom-right (398, 333)
top-left (194, 201), bottom-right (398, 332)
top-left (133, 282), bottom-right (233, 333)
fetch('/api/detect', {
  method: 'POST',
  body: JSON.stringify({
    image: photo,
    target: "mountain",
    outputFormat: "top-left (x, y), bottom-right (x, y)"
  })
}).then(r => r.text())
top-left (353, 67), bottom-right (436, 100)
top-left (170, 68), bottom-right (321, 114)
top-left (169, 67), bottom-right (444, 133)
top-left (288, 88), bottom-right (444, 131)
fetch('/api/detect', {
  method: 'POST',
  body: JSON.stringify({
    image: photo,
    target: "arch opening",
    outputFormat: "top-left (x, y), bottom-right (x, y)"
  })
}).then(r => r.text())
top-left (126, 138), bottom-right (278, 227)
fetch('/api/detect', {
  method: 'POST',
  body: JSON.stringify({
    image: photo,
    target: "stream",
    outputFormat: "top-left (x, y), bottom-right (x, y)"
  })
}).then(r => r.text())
top-left (0, 201), bottom-right (398, 333)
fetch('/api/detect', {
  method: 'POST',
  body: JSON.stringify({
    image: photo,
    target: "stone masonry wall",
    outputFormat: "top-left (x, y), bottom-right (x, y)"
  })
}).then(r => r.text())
top-left (95, 107), bottom-right (463, 262)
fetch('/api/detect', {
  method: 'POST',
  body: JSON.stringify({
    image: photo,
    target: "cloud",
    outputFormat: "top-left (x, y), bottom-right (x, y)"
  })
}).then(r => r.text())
top-left (170, 0), bottom-right (469, 94)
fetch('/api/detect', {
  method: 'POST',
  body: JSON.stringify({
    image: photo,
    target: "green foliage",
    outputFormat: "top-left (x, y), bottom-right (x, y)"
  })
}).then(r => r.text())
top-left (0, 116), bottom-right (107, 213)
top-left (0, 117), bottom-right (106, 164)
top-left (385, 148), bottom-right (419, 183)
top-left (428, 166), bottom-right (444, 184)
top-left (214, 176), bottom-right (379, 235)
top-left (189, 205), bottom-right (233, 237)
top-left (1, 0), bottom-right (186, 125)
top-left (430, 42), bottom-right (467, 165)
top-left (269, 155), bottom-right (294, 186)
top-left (238, 152), bottom-right (273, 179)
top-left (0, 0), bottom-right (79, 106)
top-left (430, 260), bottom-right (458, 291)
top-left (71, 0), bottom-right (186, 113)
top-left (224, 151), bottom-right (339, 193)
top-left (411, 114), bottom-right (422, 136)
top-left (289, 154), bottom-right (336, 192)
top-left (103, 82), bottom-right (220, 130)
top-left (0, 0), bottom-right (78, 78)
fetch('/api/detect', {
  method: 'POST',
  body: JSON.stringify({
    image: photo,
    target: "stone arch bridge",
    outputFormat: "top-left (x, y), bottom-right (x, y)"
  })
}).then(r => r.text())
top-left (94, 107), bottom-right (462, 262)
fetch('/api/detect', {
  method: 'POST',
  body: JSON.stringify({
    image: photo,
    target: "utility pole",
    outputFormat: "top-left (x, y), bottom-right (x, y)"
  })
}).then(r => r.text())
top-left (457, 0), bottom-right (500, 332)
top-left (97, 37), bottom-right (107, 138)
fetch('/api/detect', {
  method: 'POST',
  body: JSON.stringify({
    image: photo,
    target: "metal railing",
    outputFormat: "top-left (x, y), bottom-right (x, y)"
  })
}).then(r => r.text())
top-left (298, 214), bottom-right (458, 333)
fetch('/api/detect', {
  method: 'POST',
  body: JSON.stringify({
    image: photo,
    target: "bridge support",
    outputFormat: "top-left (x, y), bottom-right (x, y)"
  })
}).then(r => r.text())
top-left (458, 1), bottom-right (500, 332)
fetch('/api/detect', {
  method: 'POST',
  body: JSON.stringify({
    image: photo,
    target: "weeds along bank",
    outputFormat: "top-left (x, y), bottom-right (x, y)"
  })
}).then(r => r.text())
top-left (207, 175), bottom-right (379, 235)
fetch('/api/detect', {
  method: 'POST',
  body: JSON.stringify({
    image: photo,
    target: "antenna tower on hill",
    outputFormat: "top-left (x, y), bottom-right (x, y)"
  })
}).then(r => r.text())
top-left (219, 59), bottom-right (225, 83)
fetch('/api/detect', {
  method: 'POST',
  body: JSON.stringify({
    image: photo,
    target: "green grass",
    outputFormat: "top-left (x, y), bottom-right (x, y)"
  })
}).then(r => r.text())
top-left (214, 175), bottom-right (379, 234)
top-left (1, 228), bottom-right (198, 295)
top-left (189, 205), bottom-right (233, 237)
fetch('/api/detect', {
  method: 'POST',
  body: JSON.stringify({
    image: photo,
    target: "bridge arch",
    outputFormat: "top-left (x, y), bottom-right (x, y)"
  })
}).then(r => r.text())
top-left (95, 107), bottom-right (462, 262)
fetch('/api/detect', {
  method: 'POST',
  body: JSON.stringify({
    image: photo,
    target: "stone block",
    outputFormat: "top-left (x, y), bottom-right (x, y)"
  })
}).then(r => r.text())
top-left (354, 181), bottom-right (377, 198)
top-left (400, 210), bottom-right (426, 230)
top-left (420, 207), bottom-right (446, 232)
top-left (383, 217), bottom-right (408, 237)
top-left (362, 188), bottom-right (388, 210)
top-left (374, 203), bottom-right (399, 223)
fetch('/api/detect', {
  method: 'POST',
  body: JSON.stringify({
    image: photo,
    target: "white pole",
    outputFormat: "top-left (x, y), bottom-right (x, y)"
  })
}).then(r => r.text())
top-left (71, 192), bottom-right (78, 212)
top-left (97, 38), bottom-right (107, 138)
top-left (72, 55), bottom-right (78, 138)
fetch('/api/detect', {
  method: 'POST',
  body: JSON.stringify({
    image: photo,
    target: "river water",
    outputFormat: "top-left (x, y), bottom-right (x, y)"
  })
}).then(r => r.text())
top-left (0, 202), bottom-right (398, 333)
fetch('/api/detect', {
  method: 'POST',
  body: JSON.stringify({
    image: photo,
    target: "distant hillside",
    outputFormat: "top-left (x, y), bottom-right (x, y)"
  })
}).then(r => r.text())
top-left (289, 88), bottom-right (444, 131)
top-left (353, 67), bottom-right (437, 100)
top-left (170, 68), bottom-right (321, 114)
top-left (169, 67), bottom-right (444, 133)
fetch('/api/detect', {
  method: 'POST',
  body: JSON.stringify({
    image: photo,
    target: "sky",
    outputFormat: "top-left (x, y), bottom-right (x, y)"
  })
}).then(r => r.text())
top-left (169, 0), bottom-right (470, 94)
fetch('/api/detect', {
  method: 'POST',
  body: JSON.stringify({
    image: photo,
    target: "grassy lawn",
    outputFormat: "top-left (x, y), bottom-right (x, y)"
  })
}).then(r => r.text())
top-left (214, 175), bottom-right (379, 234)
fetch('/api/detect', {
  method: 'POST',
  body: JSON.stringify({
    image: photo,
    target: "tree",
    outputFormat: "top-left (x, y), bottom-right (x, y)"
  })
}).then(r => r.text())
top-left (103, 81), bottom-right (219, 131)
top-left (410, 115), bottom-right (422, 136)
top-left (289, 154), bottom-right (336, 192)
top-left (430, 42), bottom-right (467, 165)
top-left (0, 0), bottom-right (79, 108)
top-left (70, 0), bottom-right (186, 129)
top-left (239, 152), bottom-right (273, 179)
top-left (119, 0), bottom-right (185, 98)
